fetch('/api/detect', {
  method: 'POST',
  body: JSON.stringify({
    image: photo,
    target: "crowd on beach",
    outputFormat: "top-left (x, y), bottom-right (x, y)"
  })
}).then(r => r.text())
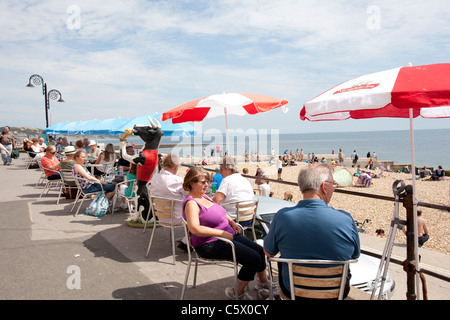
top-left (2, 125), bottom-right (449, 299)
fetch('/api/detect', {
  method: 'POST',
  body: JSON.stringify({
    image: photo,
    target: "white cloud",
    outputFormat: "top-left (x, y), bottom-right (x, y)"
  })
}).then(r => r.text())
top-left (0, 0), bottom-right (448, 132)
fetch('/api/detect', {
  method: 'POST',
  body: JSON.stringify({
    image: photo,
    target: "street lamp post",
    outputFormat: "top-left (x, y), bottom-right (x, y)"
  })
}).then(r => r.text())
top-left (26, 74), bottom-right (65, 128)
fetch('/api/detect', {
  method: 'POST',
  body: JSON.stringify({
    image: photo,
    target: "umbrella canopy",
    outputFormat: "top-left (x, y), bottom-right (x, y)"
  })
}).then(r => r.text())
top-left (45, 121), bottom-right (72, 135)
top-left (301, 63), bottom-right (450, 120)
top-left (163, 93), bottom-right (288, 123)
top-left (76, 119), bottom-right (102, 135)
top-left (115, 114), bottom-right (197, 137)
top-left (92, 118), bottom-right (130, 135)
top-left (161, 93), bottom-right (288, 153)
top-left (300, 63), bottom-right (450, 300)
top-left (56, 120), bottom-right (85, 135)
top-left (44, 116), bottom-right (197, 137)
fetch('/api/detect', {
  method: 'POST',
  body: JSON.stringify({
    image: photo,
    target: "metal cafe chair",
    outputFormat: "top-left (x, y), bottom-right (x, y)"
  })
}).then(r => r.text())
top-left (268, 257), bottom-right (358, 300)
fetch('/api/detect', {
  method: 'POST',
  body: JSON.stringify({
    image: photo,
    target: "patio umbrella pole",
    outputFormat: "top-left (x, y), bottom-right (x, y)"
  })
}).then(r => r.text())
top-left (224, 107), bottom-right (230, 156)
top-left (408, 108), bottom-right (421, 300)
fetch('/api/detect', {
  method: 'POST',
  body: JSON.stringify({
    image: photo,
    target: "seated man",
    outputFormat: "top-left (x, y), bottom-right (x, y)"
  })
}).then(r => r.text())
top-left (87, 140), bottom-right (102, 160)
top-left (264, 164), bottom-right (360, 299)
top-left (148, 153), bottom-right (188, 250)
top-left (213, 157), bottom-right (255, 222)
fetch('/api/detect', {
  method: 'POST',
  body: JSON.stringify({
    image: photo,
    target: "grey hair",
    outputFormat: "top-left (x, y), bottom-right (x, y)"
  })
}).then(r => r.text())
top-left (297, 164), bottom-right (332, 193)
top-left (220, 156), bottom-right (239, 173)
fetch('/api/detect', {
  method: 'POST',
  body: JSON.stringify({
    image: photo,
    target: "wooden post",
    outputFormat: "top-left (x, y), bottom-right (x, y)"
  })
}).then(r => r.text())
top-left (402, 185), bottom-right (416, 300)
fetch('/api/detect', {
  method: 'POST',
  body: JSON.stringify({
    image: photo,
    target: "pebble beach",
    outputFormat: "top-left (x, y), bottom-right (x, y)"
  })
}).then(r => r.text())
top-left (187, 156), bottom-right (450, 255)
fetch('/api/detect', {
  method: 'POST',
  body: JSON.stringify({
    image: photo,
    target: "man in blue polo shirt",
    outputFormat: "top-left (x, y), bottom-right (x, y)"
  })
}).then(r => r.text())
top-left (264, 163), bottom-right (360, 299)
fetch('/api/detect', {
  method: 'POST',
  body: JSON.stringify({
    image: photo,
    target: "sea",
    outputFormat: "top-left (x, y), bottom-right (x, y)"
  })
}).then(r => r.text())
top-left (98, 128), bottom-right (450, 170)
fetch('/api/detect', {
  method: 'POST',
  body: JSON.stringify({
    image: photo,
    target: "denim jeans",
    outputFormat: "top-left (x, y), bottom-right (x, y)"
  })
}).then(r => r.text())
top-left (195, 234), bottom-right (266, 282)
top-left (1, 144), bottom-right (12, 164)
top-left (83, 182), bottom-right (115, 194)
top-left (47, 172), bottom-right (61, 180)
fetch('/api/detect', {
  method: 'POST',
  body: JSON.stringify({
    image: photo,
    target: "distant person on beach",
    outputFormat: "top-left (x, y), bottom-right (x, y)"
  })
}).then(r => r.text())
top-left (351, 150), bottom-right (359, 167)
top-left (338, 148), bottom-right (344, 164)
top-left (213, 157), bottom-right (254, 222)
top-left (276, 156), bottom-right (283, 180)
top-left (283, 192), bottom-right (293, 202)
top-left (263, 163), bottom-right (360, 300)
top-left (376, 229), bottom-right (385, 238)
top-left (260, 181), bottom-right (270, 197)
top-left (254, 166), bottom-right (264, 193)
top-left (402, 210), bottom-right (429, 247)
top-left (431, 165), bottom-right (445, 181)
top-left (420, 166), bottom-right (432, 177)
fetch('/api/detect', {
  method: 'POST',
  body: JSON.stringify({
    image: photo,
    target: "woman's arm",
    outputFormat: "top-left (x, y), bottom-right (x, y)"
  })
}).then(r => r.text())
top-left (185, 200), bottom-right (233, 241)
top-left (74, 164), bottom-right (100, 183)
top-left (95, 153), bottom-right (102, 164)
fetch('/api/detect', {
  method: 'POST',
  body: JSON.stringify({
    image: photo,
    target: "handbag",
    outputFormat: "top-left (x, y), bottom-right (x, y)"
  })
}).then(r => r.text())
top-left (85, 193), bottom-right (109, 218)
top-left (11, 149), bottom-right (19, 159)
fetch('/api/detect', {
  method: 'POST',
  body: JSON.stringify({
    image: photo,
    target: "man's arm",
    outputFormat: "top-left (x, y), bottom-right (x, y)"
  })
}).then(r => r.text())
top-left (212, 191), bottom-right (225, 205)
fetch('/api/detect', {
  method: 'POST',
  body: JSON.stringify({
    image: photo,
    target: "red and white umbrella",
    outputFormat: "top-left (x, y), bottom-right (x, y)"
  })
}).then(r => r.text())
top-left (301, 63), bottom-right (450, 121)
top-left (300, 63), bottom-right (450, 300)
top-left (162, 93), bottom-right (288, 154)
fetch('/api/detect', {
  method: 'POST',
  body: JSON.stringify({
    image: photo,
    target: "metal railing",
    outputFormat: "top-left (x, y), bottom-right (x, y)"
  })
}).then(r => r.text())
top-left (192, 164), bottom-right (450, 286)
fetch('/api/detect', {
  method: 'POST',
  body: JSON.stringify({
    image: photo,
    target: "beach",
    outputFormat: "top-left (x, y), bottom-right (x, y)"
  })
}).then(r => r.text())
top-left (191, 157), bottom-right (450, 255)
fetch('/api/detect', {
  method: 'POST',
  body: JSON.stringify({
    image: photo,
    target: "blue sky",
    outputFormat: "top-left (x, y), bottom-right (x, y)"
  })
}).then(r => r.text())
top-left (1, 0), bottom-right (449, 133)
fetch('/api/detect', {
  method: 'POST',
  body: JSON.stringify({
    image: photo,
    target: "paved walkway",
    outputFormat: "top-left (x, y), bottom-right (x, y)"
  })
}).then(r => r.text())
top-left (1, 157), bottom-right (448, 301)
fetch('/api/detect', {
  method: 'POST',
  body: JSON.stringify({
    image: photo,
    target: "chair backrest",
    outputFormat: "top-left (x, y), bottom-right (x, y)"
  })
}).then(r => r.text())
top-left (270, 257), bottom-right (358, 300)
top-left (27, 151), bottom-right (39, 159)
top-left (103, 161), bottom-right (116, 175)
top-left (234, 198), bottom-right (258, 224)
top-left (60, 168), bottom-right (77, 186)
top-left (149, 196), bottom-right (181, 226)
top-left (72, 173), bottom-right (83, 191)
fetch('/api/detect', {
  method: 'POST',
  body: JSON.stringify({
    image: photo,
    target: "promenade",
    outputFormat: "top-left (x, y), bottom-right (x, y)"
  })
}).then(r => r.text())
top-left (1, 157), bottom-right (449, 301)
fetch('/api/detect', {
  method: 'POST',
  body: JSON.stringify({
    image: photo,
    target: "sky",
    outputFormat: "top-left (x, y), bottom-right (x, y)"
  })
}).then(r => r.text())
top-left (1, 0), bottom-right (449, 134)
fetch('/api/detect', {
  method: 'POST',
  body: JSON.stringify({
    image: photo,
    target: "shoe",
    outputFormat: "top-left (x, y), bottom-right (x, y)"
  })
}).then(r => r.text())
top-left (177, 241), bottom-right (192, 253)
top-left (256, 288), bottom-right (270, 300)
top-left (225, 287), bottom-right (253, 300)
top-left (254, 279), bottom-right (270, 291)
